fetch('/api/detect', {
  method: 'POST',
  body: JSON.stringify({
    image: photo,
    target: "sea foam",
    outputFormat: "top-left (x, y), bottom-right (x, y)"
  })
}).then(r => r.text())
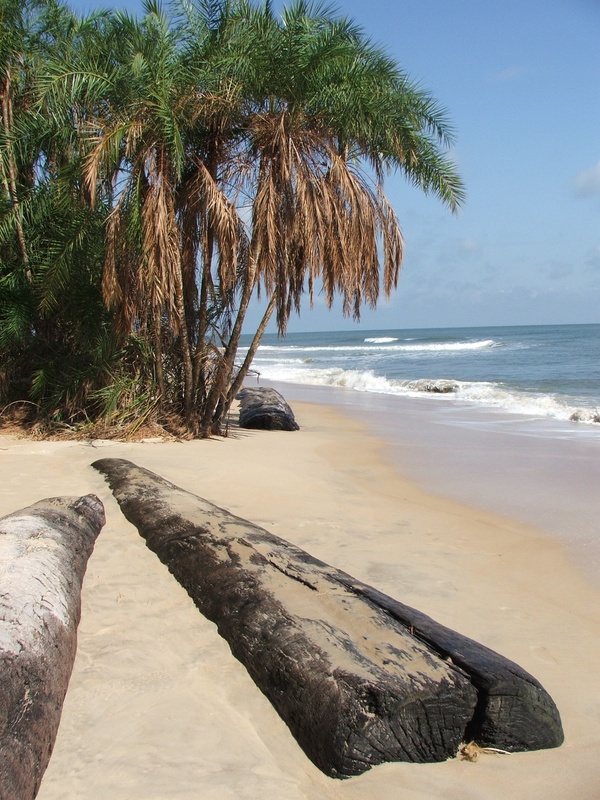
top-left (257, 339), bottom-right (497, 354)
top-left (245, 362), bottom-right (600, 425)
top-left (241, 326), bottom-right (600, 427)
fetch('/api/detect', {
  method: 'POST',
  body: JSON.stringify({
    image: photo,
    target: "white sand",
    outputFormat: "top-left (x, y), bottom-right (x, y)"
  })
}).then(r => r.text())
top-left (1, 401), bottom-right (599, 799)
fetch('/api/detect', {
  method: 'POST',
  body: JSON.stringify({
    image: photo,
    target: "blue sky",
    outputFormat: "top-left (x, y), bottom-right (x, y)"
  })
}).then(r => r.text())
top-left (68, 0), bottom-right (600, 331)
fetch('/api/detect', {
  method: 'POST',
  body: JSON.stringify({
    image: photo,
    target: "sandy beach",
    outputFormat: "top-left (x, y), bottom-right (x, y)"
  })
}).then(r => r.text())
top-left (2, 399), bottom-right (599, 800)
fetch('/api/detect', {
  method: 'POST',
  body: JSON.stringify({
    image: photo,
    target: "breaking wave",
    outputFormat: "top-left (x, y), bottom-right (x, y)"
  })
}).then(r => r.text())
top-left (244, 362), bottom-right (600, 425)
top-left (257, 339), bottom-right (497, 354)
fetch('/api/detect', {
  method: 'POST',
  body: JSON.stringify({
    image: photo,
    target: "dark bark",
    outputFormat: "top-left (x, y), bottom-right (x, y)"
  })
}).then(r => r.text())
top-left (332, 582), bottom-right (564, 752)
top-left (94, 459), bottom-right (561, 777)
top-left (0, 495), bottom-right (105, 800)
top-left (236, 386), bottom-right (299, 431)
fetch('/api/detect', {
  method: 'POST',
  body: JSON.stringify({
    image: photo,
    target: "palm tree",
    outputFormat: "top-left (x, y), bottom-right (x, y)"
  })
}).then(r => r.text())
top-left (0, 0), bottom-right (33, 271)
top-left (78, 4), bottom-right (190, 411)
top-left (0, 0), bottom-right (112, 417)
top-left (193, 0), bottom-right (464, 434)
top-left (73, 0), bottom-right (247, 430)
top-left (3, 0), bottom-right (463, 439)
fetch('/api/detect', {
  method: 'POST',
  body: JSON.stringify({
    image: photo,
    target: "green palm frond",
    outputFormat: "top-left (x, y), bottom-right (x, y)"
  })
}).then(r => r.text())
top-left (1, 0), bottom-right (464, 435)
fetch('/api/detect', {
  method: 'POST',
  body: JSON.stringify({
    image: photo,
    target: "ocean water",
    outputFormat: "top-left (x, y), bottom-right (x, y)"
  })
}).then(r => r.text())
top-left (240, 323), bottom-right (600, 426)
top-left (239, 323), bottom-right (600, 584)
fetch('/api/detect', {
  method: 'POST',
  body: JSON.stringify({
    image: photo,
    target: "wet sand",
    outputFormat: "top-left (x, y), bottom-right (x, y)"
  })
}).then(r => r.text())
top-left (1, 399), bottom-right (599, 799)
top-left (265, 380), bottom-right (600, 585)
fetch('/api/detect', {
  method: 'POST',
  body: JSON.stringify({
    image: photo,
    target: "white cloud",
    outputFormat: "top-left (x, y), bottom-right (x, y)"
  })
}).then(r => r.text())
top-left (573, 160), bottom-right (600, 197)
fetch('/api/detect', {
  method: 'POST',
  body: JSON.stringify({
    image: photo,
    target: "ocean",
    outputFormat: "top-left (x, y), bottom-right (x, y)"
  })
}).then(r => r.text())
top-left (239, 323), bottom-right (600, 584)
top-left (241, 323), bottom-right (600, 426)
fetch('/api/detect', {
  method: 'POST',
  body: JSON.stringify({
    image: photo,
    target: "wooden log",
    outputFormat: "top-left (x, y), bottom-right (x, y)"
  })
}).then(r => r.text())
top-left (0, 495), bottom-right (105, 800)
top-left (93, 459), bottom-right (564, 771)
top-left (212, 530), bottom-right (563, 752)
top-left (333, 581), bottom-right (564, 752)
top-left (237, 387), bottom-right (300, 431)
top-left (93, 458), bottom-right (481, 777)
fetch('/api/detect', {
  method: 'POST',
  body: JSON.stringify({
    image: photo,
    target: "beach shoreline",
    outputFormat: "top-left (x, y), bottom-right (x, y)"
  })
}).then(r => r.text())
top-left (1, 397), bottom-right (599, 799)
top-left (259, 378), bottom-right (600, 587)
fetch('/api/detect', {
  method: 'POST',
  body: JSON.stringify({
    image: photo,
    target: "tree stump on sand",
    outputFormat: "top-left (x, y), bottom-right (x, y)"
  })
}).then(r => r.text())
top-left (237, 387), bottom-right (299, 431)
top-left (92, 458), bottom-right (563, 777)
top-left (0, 495), bottom-right (105, 800)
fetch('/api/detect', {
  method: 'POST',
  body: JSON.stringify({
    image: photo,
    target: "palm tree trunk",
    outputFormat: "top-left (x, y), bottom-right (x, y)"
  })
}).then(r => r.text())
top-left (153, 305), bottom-right (166, 400)
top-left (197, 150), bottom-right (271, 436)
top-left (198, 247), bottom-right (259, 435)
top-left (225, 291), bottom-right (276, 409)
top-left (192, 147), bottom-right (219, 397)
top-left (1, 69), bottom-right (29, 279)
top-left (173, 263), bottom-right (194, 423)
top-left (192, 220), bottom-right (214, 392)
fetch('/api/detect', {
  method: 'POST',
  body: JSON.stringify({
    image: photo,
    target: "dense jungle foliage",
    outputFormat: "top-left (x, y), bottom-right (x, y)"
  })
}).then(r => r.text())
top-left (0, 0), bottom-right (463, 437)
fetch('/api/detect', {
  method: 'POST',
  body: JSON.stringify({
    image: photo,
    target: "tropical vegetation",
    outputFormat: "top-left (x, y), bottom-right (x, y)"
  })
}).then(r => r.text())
top-left (0, 0), bottom-right (464, 437)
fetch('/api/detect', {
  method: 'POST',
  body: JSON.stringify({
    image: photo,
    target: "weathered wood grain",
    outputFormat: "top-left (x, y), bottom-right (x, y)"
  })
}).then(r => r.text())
top-left (93, 459), bottom-right (479, 775)
top-left (94, 459), bottom-right (564, 776)
top-left (0, 495), bottom-right (105, 800)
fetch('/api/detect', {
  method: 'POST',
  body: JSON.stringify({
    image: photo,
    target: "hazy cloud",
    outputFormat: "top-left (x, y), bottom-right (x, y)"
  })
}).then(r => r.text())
top-left (585, 244), bottom-right (600, 271)
top-left (547, 262), bottom-right (574, 280)
top-left (458, 238), bottom-right (481, 255)
top-left (573, 161), bottom-right (600, 197)
top-left (491, 65), bottom-right (526, 82)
